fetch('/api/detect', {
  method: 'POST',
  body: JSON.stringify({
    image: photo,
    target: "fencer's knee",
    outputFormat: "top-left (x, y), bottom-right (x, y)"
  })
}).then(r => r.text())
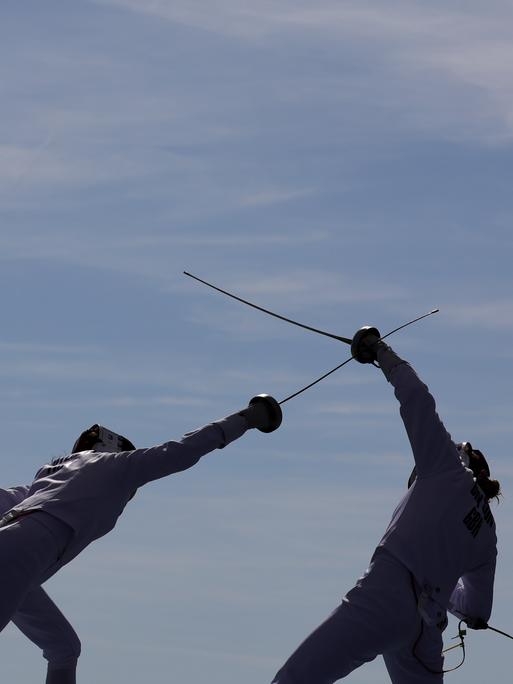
top-left (68, 631), bottom-right (81, 659)
top-left (45, 633), bottom-right (81, 667)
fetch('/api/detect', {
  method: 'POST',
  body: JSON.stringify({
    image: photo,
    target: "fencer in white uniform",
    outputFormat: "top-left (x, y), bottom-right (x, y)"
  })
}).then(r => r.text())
top-left (0, 395), bottom-right (282, 684)
top-left (272, 330), bottom-right (499, 684)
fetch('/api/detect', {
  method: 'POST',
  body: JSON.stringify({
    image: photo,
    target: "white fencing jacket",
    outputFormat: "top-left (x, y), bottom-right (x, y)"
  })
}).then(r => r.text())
top-left (378, 361), bottom-right (497, 624)
top-left (5, 413), bottom-right (248, 580)
top-left (0, 413), bottom-right (248, 666)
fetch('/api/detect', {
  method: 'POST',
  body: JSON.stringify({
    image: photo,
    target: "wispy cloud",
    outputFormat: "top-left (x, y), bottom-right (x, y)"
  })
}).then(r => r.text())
top-left (0, 132), bottom-right (54, 186)
top-left (182, 268), bottom-right (408, 342)
top-left (0, 340), bottom-right (102, 355)
top-left (67, 482), bottom-right (400, 577)
top-left (445, 300), bottom-right (513, 330)
top-left (120, 228), bottom-right (330, 248)
top-left (93, 0), bottom-right (513, 141)
top-left (0, 143), bottom-right (152, 190)
top-left (91, 0), bottom-right (467, 41)
top-left (0, 230), bottom-right (405, 319)
top-left (187, 269), bottom-right (407, 305)
top-left (315, 400), bottom-right (395, 416)
top-left (0, 143), bottom-right (67, 185)
top-left (0, 392), bottom-right (208, 411)
top-left (238, 187), bottom-right (317, 208)
top-left (92, 0), bottom-right (282, 38)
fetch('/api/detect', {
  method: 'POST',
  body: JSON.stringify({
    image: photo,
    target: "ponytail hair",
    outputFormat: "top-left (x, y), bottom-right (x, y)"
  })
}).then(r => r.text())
top-left (476, 471), bottom-right (502, 502)
top-left (472, 449), bottom-right (502, 503)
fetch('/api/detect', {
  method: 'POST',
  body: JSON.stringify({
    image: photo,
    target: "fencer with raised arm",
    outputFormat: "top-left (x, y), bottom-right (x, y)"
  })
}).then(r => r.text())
top-left (272, 331), bottom-right (499, 684)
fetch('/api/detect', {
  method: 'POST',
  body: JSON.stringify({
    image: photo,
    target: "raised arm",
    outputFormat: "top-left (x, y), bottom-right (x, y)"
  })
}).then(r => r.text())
top-left (351, 329), bottom-right (461, 479)
top-left (12, 587), bottom-right (81, 684)
top-left (383, 362), bottom-right (461, 479)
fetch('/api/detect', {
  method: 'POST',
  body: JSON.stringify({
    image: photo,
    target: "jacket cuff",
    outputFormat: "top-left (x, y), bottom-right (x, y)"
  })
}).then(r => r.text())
top-left (376, 344), bottom-right (407, 381)
top-left (214, 413), bottom-right (249, 448)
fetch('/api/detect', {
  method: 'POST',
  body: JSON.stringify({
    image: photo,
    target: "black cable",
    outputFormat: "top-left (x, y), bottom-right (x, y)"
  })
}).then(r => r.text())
top-left (409, 573), bottom-right (466, 675)
top-left (488, 625), bottom-right (513, 640)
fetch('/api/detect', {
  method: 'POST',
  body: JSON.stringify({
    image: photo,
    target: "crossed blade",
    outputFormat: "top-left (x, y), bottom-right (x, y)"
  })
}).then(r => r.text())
top-left (184, 271), bottom-right (438, 404)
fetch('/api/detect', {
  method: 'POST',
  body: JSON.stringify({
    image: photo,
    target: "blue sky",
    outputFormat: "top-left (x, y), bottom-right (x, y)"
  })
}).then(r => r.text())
top-left (1, 1), bottom-right (513, 682)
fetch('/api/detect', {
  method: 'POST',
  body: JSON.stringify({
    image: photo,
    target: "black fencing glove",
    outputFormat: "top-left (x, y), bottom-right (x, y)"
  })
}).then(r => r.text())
top-left (239, 395), bottom-right (282, 433)
top-left (465, 617), bottom-right (489, 630)
top-left (351, 326), bottom-right (381, 364)
top-left (352, 326), bottom-right (407, 381)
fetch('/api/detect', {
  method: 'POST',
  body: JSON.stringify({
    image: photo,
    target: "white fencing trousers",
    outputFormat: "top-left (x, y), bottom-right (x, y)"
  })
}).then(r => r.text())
top-left (272, 547), bottom-right (445, 683)
top-left (0, 512), bottom-right (84, 684)
top-left (0, 512), bottom-right (73, 632)
top-left (0, 512), bottom-right (76, 683)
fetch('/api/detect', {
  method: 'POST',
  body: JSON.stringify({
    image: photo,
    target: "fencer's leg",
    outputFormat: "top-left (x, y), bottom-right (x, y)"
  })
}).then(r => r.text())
top-left (272, 549), bottom-right (421, 684)
top-left (0, 514), bottom-right (72, 633)
top-left (383, 623), bottom-right (444, 684)
top-left (271, 600), bottom-right (387, 684)
top-left (46, 665), bottom-right (77, 684)
top-left (0, 523), bottom-right (46, 632)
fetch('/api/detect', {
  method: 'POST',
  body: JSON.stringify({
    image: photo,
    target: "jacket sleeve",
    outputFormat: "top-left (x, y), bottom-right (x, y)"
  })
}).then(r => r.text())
top-left (387, 363), bottom-right (462, 480)
top-left (448, 555), bottom-right (497, 622)
top-left (0, 485), bottom-right (31, 515)
top-left (11, 586), bottom-right (80, 683)
top-left (125, 413), bottom-right (249, 488)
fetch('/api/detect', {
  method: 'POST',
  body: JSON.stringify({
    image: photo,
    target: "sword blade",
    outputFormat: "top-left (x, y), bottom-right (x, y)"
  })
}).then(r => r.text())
top-left (279, 356), bottom-right (353, 404)
top-left (379, 309), bottom-right (440, 342)
top-left (185, 270), bottom-right (440, 405)
top-left (184, 271), bottom-right (352, 344)
top-left (279, 309), bottom-right (440, 404)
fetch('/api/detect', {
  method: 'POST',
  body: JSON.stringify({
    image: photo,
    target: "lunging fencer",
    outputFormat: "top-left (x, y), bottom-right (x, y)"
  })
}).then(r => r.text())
top-left (272, 329), bottom-right (500, 684)
top-left (0, 394), bottom-right (283, 684)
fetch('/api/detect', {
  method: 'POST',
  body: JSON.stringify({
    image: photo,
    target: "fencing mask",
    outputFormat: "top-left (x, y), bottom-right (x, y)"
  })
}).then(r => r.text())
top-left (72, 424), bottom-right (136, 454)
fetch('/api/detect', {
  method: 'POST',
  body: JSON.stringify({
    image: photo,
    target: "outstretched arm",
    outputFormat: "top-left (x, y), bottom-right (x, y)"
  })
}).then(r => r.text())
top-left (11, 587), bottom-right (80, 684)
top-left (126, 395), bottom-right (282, 488)
top-left (0, 485), bottom-right (31, 515)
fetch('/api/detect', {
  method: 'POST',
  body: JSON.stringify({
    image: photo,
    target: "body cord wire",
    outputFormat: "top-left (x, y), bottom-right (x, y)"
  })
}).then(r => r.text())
top-left (409, 573), bottom-right (466, 675)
